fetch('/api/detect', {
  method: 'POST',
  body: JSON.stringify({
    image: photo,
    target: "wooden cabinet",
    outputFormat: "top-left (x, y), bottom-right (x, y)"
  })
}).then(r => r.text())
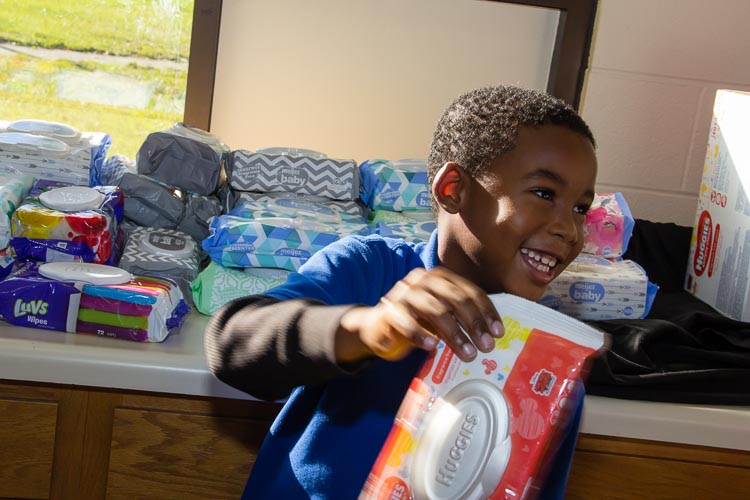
top-left (2, 379), bottom-right (749, 499)
top-left (0, 381), bottom-right (280, 500)
top-left (566, 434), bottom-right (750, 499)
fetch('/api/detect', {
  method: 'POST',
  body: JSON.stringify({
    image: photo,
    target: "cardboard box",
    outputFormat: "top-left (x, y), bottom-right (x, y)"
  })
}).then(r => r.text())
top-left (685, 89), bottom-right (750, 322)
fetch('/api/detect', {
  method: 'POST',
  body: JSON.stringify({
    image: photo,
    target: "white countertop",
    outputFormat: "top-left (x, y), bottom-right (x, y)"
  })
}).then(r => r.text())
top-left (1, 313), bottom-right (749, 452)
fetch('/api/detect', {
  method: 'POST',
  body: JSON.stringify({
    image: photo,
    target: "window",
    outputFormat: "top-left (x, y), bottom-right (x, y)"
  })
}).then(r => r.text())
top-left (0, 0), bottom-right (212, 159)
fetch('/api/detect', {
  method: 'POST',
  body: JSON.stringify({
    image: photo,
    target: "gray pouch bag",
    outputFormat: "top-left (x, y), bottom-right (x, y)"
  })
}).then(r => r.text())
top-left (118, 172), bottom-right (186, 228)
top-left (137, 131), bottom-right (223, 195)
top-left (177, 193), bottom-right (223, 243)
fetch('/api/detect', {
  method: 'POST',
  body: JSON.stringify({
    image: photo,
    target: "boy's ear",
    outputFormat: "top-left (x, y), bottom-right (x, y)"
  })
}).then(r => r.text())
top-left (432, 162), bottom-right (467, 214)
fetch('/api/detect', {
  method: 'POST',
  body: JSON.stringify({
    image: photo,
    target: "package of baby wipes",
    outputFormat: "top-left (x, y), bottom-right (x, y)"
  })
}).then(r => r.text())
top-left (0, 261), bottom-right (82, 332)
top-left (0, 261), bottom-right (189, 342)
top-left (118, 227), bottom-right (201, 305)
top-left (582, 192), bottom-right (634, 259)
top-left (0, 173), bottom-right (35, 248)
top-left (359, 294), bottom-right (604, 500)
top-left (227, 149), bottom-right (360, 201)
top-left (190, 262), bottom-right (290, 315)
top-left (374, 220), bottom-right (437, 244)
top-left (76, 274), bottom-right (190, 342)
top-left (229, 191), bottom-right (368, 224)
top-left (359, 159), bottom-right (432, 212)
top-left (10, 180), bottom-right (124, 264)
top-left (202, 215), bottom-right (371, 271)
top-left (539, 254), bottom-right (658, 320)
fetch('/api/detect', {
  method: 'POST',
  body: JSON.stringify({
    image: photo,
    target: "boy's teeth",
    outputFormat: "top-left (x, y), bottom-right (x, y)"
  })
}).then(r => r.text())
top-left (520, 247), bottom-right (558, 269)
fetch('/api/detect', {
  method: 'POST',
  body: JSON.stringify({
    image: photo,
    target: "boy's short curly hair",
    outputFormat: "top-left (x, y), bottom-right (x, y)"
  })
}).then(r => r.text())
top-left (428, 85), bottom-right (595, 188)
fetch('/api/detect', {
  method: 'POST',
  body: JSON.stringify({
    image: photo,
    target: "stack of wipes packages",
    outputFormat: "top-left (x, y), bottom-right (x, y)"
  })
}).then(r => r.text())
top-left (127, 123), bottom-right (226, 242)
top-left (0, 119), bottom-right (111, 186)
top-left (0, 173), bottom-right (35, 248)
top-left (541, 192), bottom-right (657, 320)
top-left (10, 180), bottom-right (124, 265)
top-left (360, 294), bottom-right (604, 500)
top-left (190, 262), bottom-right (289, 315)
top-left (118, 227), bottom-right (200, 305)
top-left (359, 159), bottom-right (436, 243)
top-left (196, 147), bottom-right (370, 313)
top-left (0, 262), bottom-right (189, 342)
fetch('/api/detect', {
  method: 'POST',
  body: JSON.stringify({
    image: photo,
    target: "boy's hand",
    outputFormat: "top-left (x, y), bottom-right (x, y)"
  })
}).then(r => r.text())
top-left (336, 267), bottom-right (505, 363)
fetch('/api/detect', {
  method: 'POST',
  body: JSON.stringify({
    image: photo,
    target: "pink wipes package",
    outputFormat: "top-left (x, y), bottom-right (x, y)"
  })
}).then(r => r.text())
top-left (582, 192), bottom-right (634, 259)
top-left (359, 294), bottom-right (604, 500)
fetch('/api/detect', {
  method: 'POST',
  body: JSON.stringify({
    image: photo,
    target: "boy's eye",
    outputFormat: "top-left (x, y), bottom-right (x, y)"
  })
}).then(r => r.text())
top-left (574, 203), bottom-right (591, 215)
top-left (532, 189), bottom-right (554, 201)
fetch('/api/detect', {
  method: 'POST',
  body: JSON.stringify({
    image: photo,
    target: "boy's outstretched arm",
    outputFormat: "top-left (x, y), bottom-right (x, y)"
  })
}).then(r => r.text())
top-left (205, 295), bottom-right (361, 401)
top-left (205, 266), bottom-right (504, 401)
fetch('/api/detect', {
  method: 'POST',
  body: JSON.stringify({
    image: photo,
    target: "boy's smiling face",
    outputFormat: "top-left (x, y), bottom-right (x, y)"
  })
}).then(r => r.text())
top-left (436, 124), bottom-right (598, 300)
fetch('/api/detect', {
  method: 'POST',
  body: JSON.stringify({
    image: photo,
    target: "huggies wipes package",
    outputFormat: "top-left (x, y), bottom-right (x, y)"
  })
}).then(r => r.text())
top-left (360, 294), bottom-right (604, 500)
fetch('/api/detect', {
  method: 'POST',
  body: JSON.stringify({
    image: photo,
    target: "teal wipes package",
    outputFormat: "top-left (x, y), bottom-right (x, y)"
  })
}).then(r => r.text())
top-left (203, 215), bottom-right (371, 271)
top-left (540, 254), bottom-right (658, 320)
top-left (359, 159), bottom-right (432, 211)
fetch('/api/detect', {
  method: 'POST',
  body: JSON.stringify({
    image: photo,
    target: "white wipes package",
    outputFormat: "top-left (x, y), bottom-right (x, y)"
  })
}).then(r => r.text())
top-left (540, 254), bottom-right (658, 320)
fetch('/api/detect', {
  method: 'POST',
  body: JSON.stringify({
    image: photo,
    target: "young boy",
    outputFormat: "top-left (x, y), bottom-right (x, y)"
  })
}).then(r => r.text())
top-left (205, 85), bottom-right (598, 498)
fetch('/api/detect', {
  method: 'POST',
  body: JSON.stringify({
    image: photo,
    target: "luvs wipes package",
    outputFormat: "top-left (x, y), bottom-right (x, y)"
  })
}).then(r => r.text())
top-left (359, 294), bottom-right (604, 500)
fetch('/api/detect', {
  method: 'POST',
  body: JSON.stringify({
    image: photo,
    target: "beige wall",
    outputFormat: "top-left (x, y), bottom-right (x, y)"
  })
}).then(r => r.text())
top-left (582, 0), bottom-right (750, 226)
top-left (211, 0), bottom-right (558, 162)
top-left (212, 0), bottom-right (750, 227)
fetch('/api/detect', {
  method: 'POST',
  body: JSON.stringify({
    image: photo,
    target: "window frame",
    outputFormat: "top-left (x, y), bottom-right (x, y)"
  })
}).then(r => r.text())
top-left (182, 0), bottom-right (597, 131)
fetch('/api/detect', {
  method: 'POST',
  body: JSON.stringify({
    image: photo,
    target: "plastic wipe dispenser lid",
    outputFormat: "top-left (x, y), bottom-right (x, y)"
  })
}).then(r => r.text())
top-left (39, 262), bottom-right (132, 285)
top-left (0, 132), bottom-right (70, 157)
top-left (8, 119), bottom-right (81, 144)
top-left (410, 380), bottom-right (512, 500)
top-left (39, 186), bottom-right (104, 212)
top-left (138, 230), bottom-right (195, 258)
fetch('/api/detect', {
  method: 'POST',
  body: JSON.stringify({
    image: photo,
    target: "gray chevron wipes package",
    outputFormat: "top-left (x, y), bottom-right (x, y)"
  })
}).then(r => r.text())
top-left (190, 262), bottom-right (290, 315)
top-left (118, 227), bottom-right (200, 305)
top-left (359, 159), bottom-right (432, 211)
top-left (202, 215), bottom-right (371, 271)
top-left (539, 254), bottom-right (658, 321)
top-left (360, 294), bottom-right (604, 500)
top-left (136, 123), bottom-right (230, 196)
top-left (10, 180), bottom-right (124, 265)
top-left (0, 119), bottom-right (111, 186)
top-left (0, 262), bottom-right (189, 342)
top-left (227, 149), bottom-right (360, 201)
top-left (118, 172), bottom-right (186, 228)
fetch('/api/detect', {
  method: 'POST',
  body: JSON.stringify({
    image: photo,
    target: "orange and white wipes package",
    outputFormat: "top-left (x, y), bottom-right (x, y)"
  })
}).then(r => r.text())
top-left (359, 293), bottom-right (605, 500)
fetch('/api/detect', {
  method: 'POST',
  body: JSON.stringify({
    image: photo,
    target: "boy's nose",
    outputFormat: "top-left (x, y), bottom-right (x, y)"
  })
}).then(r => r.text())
top-left (549, 211), bottom-right (580, 244)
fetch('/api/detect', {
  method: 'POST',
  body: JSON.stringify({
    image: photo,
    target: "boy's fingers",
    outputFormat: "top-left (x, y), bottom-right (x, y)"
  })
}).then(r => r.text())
top-left (401, 268), bottom-right (504, 354)
top-left (379, 298), bottom-right (438, 352)
top-left (386, 281), bottom-right (479, 362)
